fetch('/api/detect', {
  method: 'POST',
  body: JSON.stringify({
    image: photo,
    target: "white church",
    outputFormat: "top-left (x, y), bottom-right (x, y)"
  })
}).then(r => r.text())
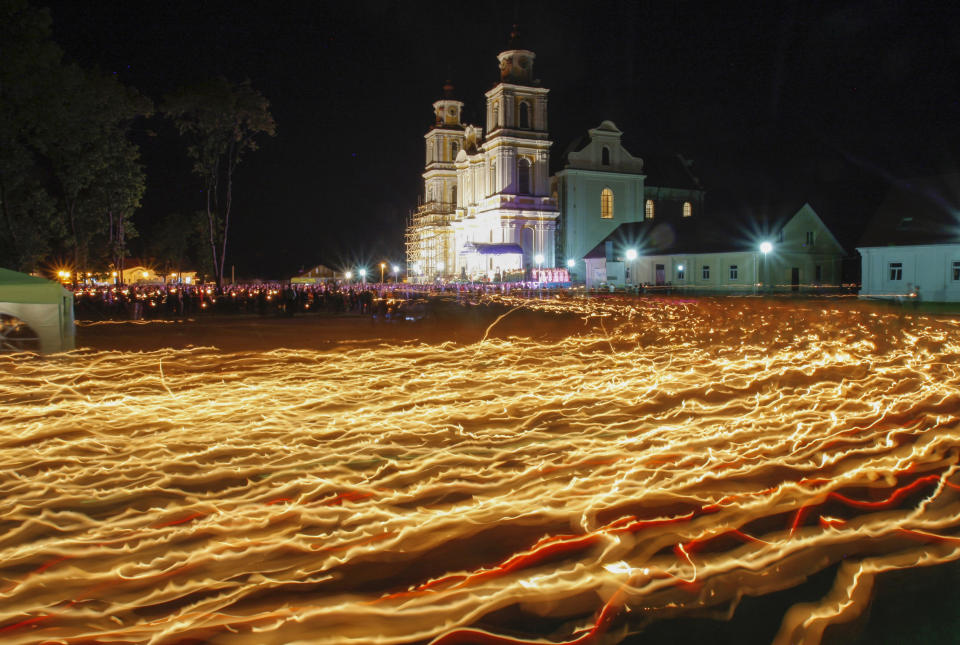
top-left (406, 33), bottom-right (558, 282)
top-left (406, 33), bottom-right (847, 289)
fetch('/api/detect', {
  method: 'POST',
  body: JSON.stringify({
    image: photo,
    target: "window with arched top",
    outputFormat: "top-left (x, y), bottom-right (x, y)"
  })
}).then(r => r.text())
top-left (492, 104), bottom-right (500, 129)
top-left (517, 158), bottom-right (531, 194)
top-left (519, 102), bottom-right (529, 129)
top-left (601, 147), bottom-right (611, 166)
top-left (601, 188), bottom-right (614, 219)
top-left (645, 199), bottom-right (655, 220)
top-left (683, 201), bottom-right (692, 217)
top-left (451, 186), bottom-right (457, 206)
top-left (451, 141), bottom-right (459, 159)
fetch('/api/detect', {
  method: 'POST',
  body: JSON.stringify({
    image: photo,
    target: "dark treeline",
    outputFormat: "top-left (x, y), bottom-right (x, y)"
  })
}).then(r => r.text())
top-left (0, 0), bottom-right (274, 287)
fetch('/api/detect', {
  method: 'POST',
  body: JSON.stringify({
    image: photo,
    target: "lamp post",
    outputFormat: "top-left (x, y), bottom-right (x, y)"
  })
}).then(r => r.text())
top-left (625, 249), bottom-right (637, 288)
top-left (344, 270), bottom-right (352, 287)
top-left (437, 261), bottom-right (445, 282)
top-left (759, 241), bottom-right (773, 293)
top-left (359, 268), bottom-right (366, 286)
top-left (380, 262), bottom-right (386, 284)
top-left (392, 265), bottom-right (399, 283)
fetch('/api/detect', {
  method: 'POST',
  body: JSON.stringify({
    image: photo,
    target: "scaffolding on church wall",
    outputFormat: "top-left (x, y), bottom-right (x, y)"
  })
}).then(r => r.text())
top-left (406, 201), bottom-right (455, 282)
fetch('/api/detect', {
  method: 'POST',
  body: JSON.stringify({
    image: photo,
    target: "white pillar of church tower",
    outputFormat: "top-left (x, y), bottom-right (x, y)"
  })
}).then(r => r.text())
top-left (474, 27), bottom-right (559, 276)
top-left (409, 82), bottom-right (466, 280)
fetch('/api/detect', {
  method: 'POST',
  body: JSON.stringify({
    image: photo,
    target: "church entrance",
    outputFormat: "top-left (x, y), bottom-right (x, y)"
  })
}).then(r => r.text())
top-left (655, 264), bottom-right (666, 286)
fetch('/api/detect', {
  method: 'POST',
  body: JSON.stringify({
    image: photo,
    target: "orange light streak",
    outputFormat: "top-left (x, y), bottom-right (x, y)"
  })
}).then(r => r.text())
top-left (1, 296), bottom-right (959, 644)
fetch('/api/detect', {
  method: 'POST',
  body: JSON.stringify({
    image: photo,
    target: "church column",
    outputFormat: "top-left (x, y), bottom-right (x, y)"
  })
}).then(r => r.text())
top-left (502, 148), bottom-right (515, 194)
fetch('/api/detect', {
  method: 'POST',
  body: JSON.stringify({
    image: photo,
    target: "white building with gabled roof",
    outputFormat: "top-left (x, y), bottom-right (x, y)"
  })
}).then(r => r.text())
top-left (857, 173), bottom-right (960, 302)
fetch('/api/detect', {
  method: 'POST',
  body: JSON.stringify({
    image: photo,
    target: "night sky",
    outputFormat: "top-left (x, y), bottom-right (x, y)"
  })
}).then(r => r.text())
top-left (43, 0), bottom-right (958, 278)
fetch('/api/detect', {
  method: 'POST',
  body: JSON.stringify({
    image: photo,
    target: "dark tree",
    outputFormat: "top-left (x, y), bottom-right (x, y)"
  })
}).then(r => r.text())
top-left (0, 0), bottom-right (63, 271)
top-left (163, 78), bottom-right (276, 288)
top-left (0, 0), bottom-right (151, 274)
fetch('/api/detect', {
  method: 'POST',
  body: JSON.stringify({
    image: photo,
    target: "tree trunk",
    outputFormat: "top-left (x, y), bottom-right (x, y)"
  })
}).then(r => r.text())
top-left (118, 219), bottom-right (125, 286)
top-left (219, 139), bottom-right (236, 290)
top-left (0, 173), bottom-right (21, 268)
top-left (206, 161), bottom-right (220, 288)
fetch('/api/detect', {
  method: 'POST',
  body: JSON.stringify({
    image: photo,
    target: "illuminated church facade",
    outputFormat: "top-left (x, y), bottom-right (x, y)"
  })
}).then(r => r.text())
top-left (406, 37), bottom-right (558, 281)
top-left (406, 35), bottom-right (845, 289)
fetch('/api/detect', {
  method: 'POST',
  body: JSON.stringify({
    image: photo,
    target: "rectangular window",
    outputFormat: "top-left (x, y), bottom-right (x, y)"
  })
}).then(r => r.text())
top-left (815, 265), bottom-right (822, 283)
top-left (953, 261), bottom-right (960, 281)
top-left (806, 231), bottom-right (815, 246)
top-left (677, 268), bottom-right (685, 280)
top-left (702, 265), bottom-right (710, 280)
top-left (889, 262), bottom-right (903, 281)
top-left (729, 265), bottom-right (738, 280)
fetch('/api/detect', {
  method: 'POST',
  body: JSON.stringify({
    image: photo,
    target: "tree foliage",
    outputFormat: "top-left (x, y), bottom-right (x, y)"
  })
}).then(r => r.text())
top-left (163, 78), bottom-right (276, 288)
top-left (0, 0), bottom-right (63, 271)
top-left (0, 0), bottom-right (151, 274)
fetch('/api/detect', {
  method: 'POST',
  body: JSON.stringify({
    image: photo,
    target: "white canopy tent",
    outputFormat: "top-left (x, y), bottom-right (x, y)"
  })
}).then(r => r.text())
top-left (0, 268), bottom-right (75, 353)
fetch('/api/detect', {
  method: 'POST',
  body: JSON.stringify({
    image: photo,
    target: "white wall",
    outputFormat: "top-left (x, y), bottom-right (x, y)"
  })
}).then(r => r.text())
top-left (859, 244), bottom-right (960, 302)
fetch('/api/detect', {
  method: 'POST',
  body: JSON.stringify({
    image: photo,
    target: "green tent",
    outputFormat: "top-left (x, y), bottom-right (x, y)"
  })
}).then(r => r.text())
top-left (0, 268), bottom-right (75, 353)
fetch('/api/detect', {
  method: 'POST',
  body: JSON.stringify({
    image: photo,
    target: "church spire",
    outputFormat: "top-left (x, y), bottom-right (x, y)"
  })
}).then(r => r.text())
top-left (507, 23), bottom-right (522, 49)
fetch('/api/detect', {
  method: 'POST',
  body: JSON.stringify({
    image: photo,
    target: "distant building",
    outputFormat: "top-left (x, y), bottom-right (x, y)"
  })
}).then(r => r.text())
top-left (292, 264), bottom-right (337, 284)
top-left (582, 203), bottom-right (845, 292)
top-left (857, 173), bottom-right (960, 303)
top-left (553, 121), bottom-right (705, 281)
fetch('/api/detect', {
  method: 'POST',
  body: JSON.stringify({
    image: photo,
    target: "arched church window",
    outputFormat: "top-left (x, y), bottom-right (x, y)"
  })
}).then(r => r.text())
top-left (683, 201), bottom-right (692, 217)
top-left (602, 147), bottom-right (611, 166)
top-left (493, 104), bottom-right (500, 129)
top-left (451, 141), bottom-right (459, 159)
top-left (517, 158), bottom-right (531, 194)
top-left (645, 199), bottom-right (655, 220)
top-left (519, 102), bottom-right (529, 129)
top-left (601, 188), bottom-right (614, 219)
top-left (489, 161), bottom-right (497, 194)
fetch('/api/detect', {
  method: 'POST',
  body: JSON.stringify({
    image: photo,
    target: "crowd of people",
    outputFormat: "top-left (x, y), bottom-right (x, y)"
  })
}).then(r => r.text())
top-left (69, 280), bottom-right (567, 321)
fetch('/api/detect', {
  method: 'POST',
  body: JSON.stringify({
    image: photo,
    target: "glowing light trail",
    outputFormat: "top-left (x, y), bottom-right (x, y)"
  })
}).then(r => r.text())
top-left (0, 297), bottom-right (958, 643)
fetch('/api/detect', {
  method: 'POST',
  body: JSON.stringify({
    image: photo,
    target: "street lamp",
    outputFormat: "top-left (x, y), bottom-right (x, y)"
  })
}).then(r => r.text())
top-left (359, 268), bottom-right (367, 285)
top-left (380, 262), bottom-right (386, 283)
top-left (759, 241), bottom-right (773, 291)
top-left (392, 265), bottom-right (399, 282)
top-left (535, 253), bottom-right (544, 280)
top-left (345, 270), bottom-right (352, 285)
top-left (625, 249), bottom-right (637, 261)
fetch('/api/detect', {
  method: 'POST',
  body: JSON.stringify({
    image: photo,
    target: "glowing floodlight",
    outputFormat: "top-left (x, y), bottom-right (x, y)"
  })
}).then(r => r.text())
top-left (625, 249), bottom-right (638, 261)
top-left (760, 241), bottom-right (773, 255)
top-left (678, 264), bottom-right (684, 271)
top-left (345, 271), bottom-right (353, 280)
top-left (566, 258), bottom-right (575, 268)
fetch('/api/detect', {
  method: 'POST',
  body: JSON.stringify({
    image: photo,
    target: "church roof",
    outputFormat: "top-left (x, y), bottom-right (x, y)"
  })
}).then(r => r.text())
top-left (583, 202), bottom-right (808, 258)
top-left (644, 154), bottom-right (703, 190)
top-left (856, 173), bottom-right (960, 247)
top-left (462, 242), bottom-right (523, 256)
